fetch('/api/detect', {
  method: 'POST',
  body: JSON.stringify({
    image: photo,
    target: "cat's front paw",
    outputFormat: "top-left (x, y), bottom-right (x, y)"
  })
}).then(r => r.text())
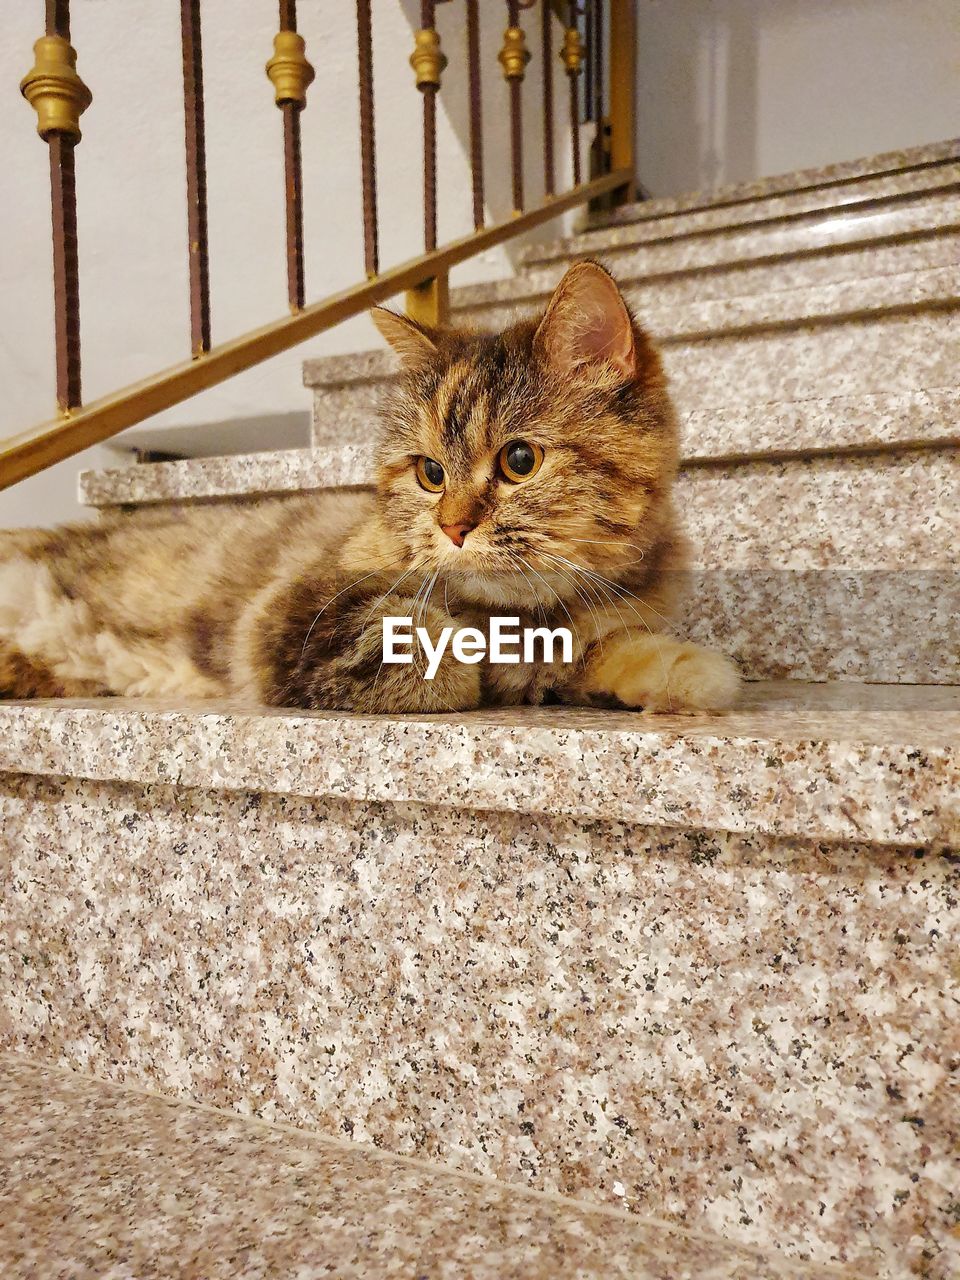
top-left (584, 632), bottom-right (740, 714)
top-left (354, 598), bottom-right (481, 714)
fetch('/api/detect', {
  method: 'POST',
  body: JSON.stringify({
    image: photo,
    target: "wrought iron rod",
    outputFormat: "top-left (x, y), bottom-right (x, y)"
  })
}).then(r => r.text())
top-left (501, 0), bottom-right (527, 212)
top-left (584, 0), bottom-right (594, 122)
top-left (48, 134), bottom-right (81, 411)
top-left (541, 0), bottom-right (554, 196)
top-left (420, 0), bottom-right (439, 253)
top-left (180, 0), bottom-right (211, 356)
top-left (272, 0), bottom-right (309, 310)
top-left (34, 0), bottom-right (85, 410)
top-left (566, 2), bottom-right (582, 186)
top-left (465, 0), bottom-right (484, 229)
top-left (356, 0), bottom-right (379, 277)
top-left (593, 0), bottom-right (603, 137)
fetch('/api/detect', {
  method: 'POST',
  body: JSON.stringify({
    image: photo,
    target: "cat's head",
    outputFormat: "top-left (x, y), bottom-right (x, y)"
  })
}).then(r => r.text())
top-left (371, 261), bottom-right (678, 606)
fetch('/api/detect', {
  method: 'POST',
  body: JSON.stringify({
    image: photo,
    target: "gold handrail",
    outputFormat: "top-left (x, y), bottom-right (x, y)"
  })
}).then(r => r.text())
top-left (1, 168), bottom-right (630, 492)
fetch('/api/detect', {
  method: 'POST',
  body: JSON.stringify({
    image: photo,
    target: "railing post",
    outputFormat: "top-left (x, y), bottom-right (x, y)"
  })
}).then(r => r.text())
top-left (607, 0), bottom-right (636, 203)
top-left (405, 273), bottom-right (449, 329)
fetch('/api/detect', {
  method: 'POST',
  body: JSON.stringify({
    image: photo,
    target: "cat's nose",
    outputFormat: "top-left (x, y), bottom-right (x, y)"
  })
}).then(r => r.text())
top-left (441, 521), bottom-right (475, 548)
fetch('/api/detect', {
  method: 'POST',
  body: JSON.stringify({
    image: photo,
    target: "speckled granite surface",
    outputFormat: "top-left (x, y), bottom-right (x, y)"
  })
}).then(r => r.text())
top-left (305, 311), bottom-right (960, 445)
top-left (1, 775), bottom-right (957, 1275)
top-left (532, 169), bottom-right (960, 262)
top-left (579, 139), bottom-right (960, 228)
top-left (555, 163), bottom-right (960, 253)
top-left (81, 448), bottom-right (959, 569)
top-left (78, 450), bottom-right (960, 682)
top-left (458, 195), bottom-right (960, 312)
top-left (0, 1056), bottom-right (852, 1280)
top-left (450, 262), bottom-right (960, 342)
top-left (80, 391), bottom-right (960, 509)
top-left (0, 681), bottom-right (957, 845)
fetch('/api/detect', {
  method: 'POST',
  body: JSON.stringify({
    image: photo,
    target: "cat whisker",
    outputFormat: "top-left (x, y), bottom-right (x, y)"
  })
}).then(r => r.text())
top-left (300, 557), bottom-right (406, 663)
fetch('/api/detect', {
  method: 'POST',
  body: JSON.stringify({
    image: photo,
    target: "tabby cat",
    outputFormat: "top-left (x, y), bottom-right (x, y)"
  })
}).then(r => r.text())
top-left (0, 262), bottom-right (739, 715)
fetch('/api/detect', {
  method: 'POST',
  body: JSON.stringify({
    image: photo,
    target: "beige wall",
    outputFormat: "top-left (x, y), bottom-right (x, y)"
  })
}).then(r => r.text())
top-left (635, 0), bottom-right (959, 196)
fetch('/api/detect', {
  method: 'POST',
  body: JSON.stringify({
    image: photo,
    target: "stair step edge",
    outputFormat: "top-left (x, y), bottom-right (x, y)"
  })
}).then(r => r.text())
top-left (81, 390), bottom-right (960, 510)
top-left (578, 138), bottom-right (960, 231)
top-left (0, 1054), bottom-right (850, 1280)
top-left (1, 683), bottom-right (957, 846)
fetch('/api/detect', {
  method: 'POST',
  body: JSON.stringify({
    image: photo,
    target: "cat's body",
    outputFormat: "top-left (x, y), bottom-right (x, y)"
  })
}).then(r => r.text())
top-left (0, 263), bottom-right (740, 715)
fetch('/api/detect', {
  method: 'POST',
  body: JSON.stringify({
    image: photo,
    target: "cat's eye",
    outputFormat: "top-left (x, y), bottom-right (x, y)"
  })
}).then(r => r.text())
top-left (498, 440), bottom-right (544, 483)
top-left (415, 456), bottom-right (445, 492)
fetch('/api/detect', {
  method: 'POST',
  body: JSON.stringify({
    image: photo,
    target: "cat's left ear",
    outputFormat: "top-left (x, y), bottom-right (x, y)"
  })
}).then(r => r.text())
top-left (534, 260), bottom-right (636, 383)
top-left (371, 307), bottom-right (438, 371)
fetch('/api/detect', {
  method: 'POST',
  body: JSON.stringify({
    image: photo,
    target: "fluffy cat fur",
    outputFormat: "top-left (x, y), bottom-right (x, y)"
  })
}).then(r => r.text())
top-left (0, 262), bottom-right (739, 715)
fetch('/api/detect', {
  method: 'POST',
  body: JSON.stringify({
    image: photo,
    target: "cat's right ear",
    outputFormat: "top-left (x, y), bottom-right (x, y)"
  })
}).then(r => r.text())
top-left (371, 307), bottom-right (438, 371)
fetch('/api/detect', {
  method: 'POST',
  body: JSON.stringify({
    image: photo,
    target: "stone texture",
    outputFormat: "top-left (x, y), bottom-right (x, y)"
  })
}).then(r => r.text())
top-left (534, 169), bottom-right (960, 262)
top-left (0, 681), bottom-right (957, 846)
top-left (304, 311), bottom-right (960, 445)
top-left (80, 391), bottom-right (960, 510)
top-left (579, 139), bottom-right (960, 230)
top-left (458, 195), bottom-right (960, 313)
top-left (449, 263), bottom-right (960, 342)
top-left (0, 1056), bottom-right (847, 1280)
top-left (1, 778), bottom-right (956, 1276)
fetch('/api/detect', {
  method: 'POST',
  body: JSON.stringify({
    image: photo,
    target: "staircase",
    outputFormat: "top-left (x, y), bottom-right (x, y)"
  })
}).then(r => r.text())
top-left (2, 139), bottom-right (958, 1279)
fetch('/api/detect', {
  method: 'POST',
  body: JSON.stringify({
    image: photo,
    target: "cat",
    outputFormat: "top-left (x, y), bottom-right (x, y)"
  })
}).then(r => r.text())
top-left (0, 261), bottom-right (739, 715)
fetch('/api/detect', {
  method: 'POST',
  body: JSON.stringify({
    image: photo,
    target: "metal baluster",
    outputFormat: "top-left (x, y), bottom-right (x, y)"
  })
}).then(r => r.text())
top-left (584, 0), bottom-right (594, 123)
top-left (499, 1), bottom-right (531, 213)
top-left (180, 0), bottom-right (211, 355)
top-left (465, 0), bottom-right (484, 229)
top-left (21, 0), bottom-right (91, 410)
top-left (541, 0), bottom-right (554, 196)
top-left (355, 0), bottom-right (379, 277)
top-left (411, 0), bottom-right (446, 253)
top-left (267, 0), bottom-right (314, 311)
top-left (560, 3), bottom-right (584, 187)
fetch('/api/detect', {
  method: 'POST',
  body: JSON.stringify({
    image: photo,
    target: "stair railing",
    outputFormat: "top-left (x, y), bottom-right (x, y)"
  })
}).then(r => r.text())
top-left (2, 0), bottom-right (635, 492)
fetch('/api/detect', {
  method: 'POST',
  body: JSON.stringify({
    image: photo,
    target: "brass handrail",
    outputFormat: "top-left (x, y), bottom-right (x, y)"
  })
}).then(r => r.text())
top-left (6, 1), bottom-right (636, 493)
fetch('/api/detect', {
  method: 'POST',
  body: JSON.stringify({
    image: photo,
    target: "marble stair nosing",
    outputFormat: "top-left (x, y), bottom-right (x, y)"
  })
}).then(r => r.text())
top-left (577, 138), bottom-right (960, 231)
top-left (0, 1054), bottom-right (834, 1280)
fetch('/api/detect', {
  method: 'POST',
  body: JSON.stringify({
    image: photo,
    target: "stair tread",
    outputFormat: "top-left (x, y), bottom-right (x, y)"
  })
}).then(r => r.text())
top-left (0, 1054), bottom-right (846, 1280)
top-left (1, 681), bottom-right (957, 845)
top-left (582, 138), bottom-right (960, 229)
top-left (467, 187), bottom-right (960, 303)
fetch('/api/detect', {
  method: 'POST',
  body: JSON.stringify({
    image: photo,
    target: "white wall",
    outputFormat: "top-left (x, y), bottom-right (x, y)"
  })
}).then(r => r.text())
top-left (636, 0), bottom-right (960, 197)
top-left (1, 1), bottom-right (574, 525)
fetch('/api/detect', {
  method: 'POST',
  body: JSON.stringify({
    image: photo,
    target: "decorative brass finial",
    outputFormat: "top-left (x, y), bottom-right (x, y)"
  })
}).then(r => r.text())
top-left (498, 26), bottom-right (531, 81)
top-left (20, 35), bottom-right (91, 142)
top-left (560, 26), bottom-right (584, 75)
top-left (266, 30), bottom-right (315, 108)
top-left (410, 29), bottom-right (447, 91)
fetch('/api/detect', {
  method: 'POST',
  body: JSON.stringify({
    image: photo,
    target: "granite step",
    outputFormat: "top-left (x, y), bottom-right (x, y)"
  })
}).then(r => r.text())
top-left (456, 196), bottom-right (960, 320)
top-left (304, 301), bottom-right (959, 449)
top-left (451, 260), bottom-right (960, 342)
top-left (79, 443), bottom-right (960, 685)
top-left (577, 138), bottom-right (960, 232)
top-left (0, 1054), bottom-right (849, 1279)
top-left (528, 168), bottom-right (960, 269)
top-left (1, 682), bottom-right (957, 1277)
